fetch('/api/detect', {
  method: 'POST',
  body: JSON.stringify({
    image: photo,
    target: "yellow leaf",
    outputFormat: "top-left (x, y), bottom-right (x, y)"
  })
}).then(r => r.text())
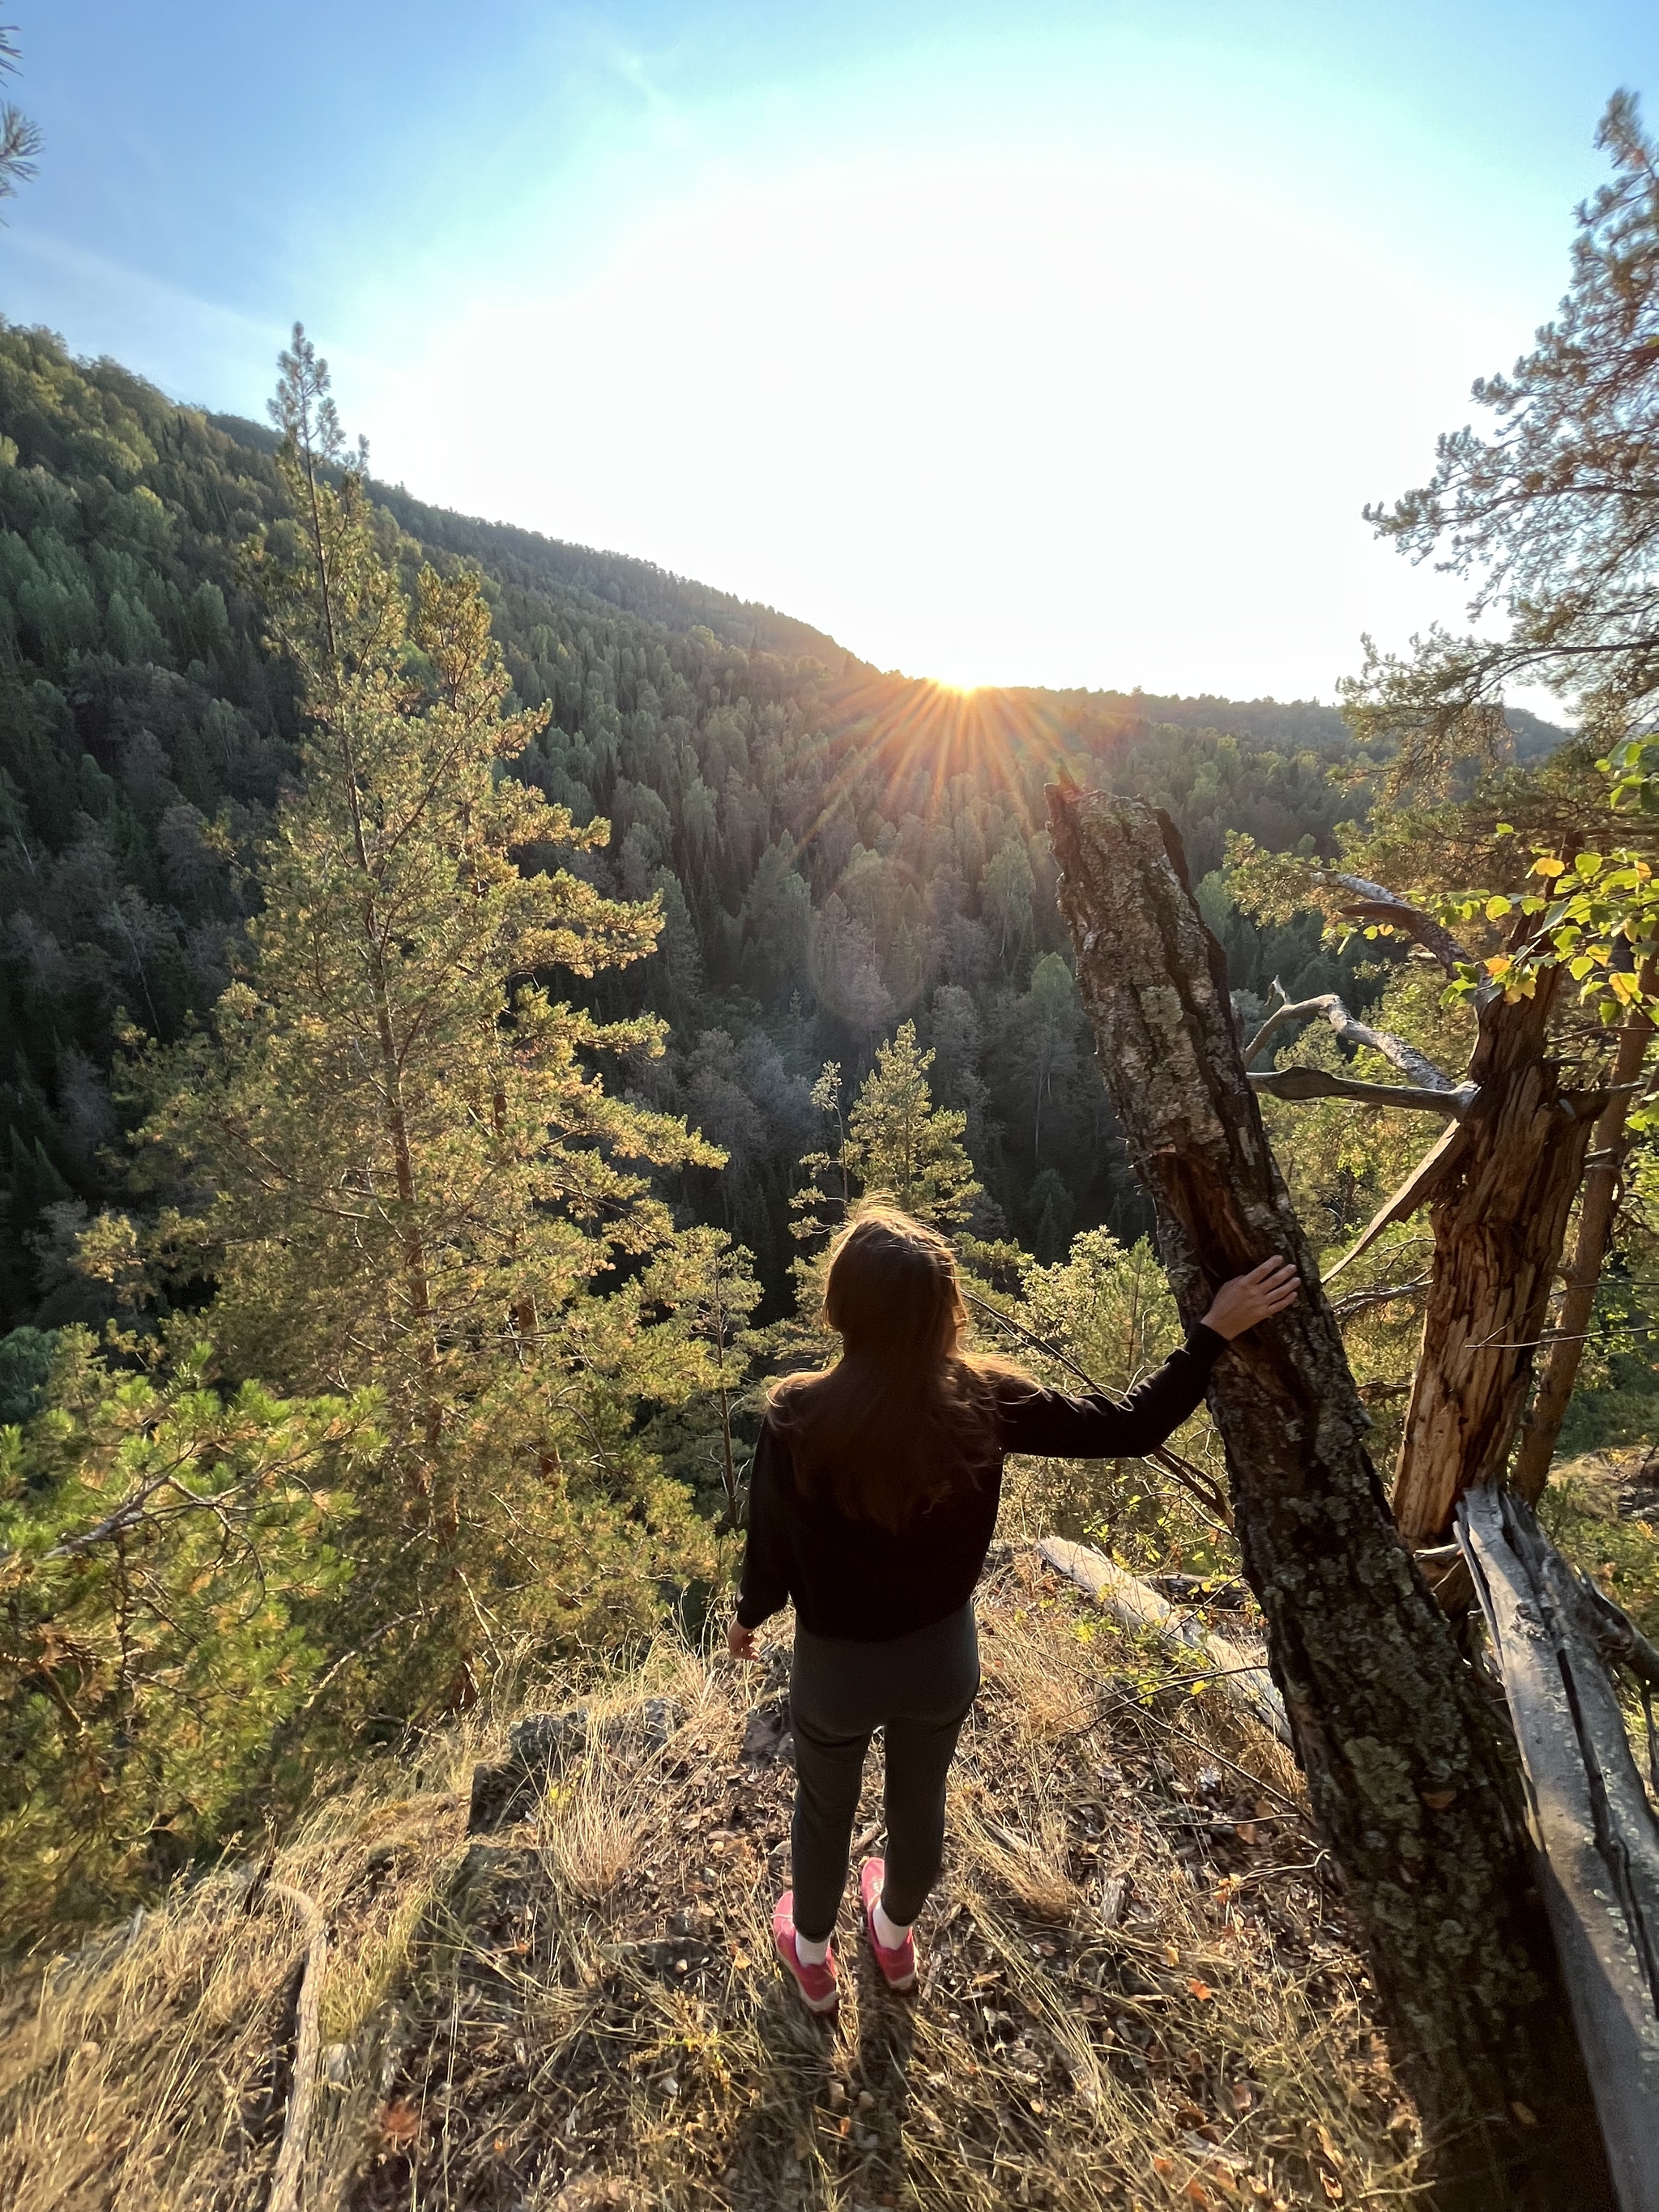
top-left (1484, 895), bottom-right (1512, 919)
top-left (1484, 955), bottom-right (1512, 978)
top-left (1532, 855), bottom-right (1567, 878)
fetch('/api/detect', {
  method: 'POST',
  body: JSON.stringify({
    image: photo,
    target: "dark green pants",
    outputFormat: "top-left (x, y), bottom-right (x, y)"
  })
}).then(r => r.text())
top-left (787, 1602), bottom-right (980, 1942)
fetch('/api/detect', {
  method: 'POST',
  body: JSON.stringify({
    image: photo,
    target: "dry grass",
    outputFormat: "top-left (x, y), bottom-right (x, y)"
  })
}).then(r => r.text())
top-left (0, 1551), bottom-right (1422, 2211)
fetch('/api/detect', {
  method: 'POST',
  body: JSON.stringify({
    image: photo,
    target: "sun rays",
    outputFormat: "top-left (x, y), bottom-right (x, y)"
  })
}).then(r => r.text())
top-left (785, 672), bottom-right (1071, 871)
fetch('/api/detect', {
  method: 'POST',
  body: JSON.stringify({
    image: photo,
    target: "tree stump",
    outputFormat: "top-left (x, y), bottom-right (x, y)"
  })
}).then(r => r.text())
top-left (1047, 786), bottom-right (1610, 2212)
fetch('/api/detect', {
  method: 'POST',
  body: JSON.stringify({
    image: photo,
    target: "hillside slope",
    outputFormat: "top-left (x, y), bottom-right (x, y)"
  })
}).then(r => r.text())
top-left (0, 1549), bottom-right (1414, 2212)
top-left (206, 412), bottom-right (859, 669)
top-left (0, 324), bottom-right (1514, 1330)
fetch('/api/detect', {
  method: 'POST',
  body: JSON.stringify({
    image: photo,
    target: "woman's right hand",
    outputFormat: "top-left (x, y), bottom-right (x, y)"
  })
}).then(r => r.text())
top-left (727, 1617), bottom-right (757, 1662)
top-left (1201, 1256), bottom-right (1301, 1340)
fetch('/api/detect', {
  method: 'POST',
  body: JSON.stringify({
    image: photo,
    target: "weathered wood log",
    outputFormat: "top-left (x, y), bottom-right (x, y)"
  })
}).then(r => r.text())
top-left (1047, 786), bottom-right (1612, 2212)
top-left (1390, 972), bottom-right (1604, 1546)
top-left (267, 1884), bottom-right (327, 2212)
top-left (1457, 1485), bottom-right (1659, 2212)
top-left (1037, 1535), bottom-right (1291, 1743)
top-left (1322, 871), bottom-right (1475, 975)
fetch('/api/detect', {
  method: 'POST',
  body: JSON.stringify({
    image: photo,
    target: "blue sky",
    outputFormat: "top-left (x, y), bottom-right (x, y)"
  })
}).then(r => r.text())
top-left (5, 2), bottom-right (1658, 697)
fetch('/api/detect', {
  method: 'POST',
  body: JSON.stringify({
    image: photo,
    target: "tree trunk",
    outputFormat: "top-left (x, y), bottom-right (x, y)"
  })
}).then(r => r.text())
top-left (1047, 786), bottom-right (1611, 2212)
top-left (1390, 974), bottom-right (1603, 1547)
top-left (1511, 989), bottom-right (1654, 1505)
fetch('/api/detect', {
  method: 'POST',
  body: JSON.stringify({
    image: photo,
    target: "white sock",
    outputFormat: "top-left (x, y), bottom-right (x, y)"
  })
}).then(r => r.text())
top-left (795, 1929), bottom-right (830, 1966)
top-left (872, 1900), bottom-right (911, 1950)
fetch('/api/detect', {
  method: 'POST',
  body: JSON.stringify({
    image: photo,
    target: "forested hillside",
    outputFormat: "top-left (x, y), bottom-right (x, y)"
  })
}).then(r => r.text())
top-left (0, 321), bottom-right (1564, 1335)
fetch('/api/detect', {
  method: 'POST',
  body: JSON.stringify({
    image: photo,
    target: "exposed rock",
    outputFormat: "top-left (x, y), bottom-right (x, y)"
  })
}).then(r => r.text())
top-left (739, 1698), bottom-right (790, 1767)
top-left (510, 1707), bottom-right (590, 1772)
top-left (466, 1761), bottom-right (531, 1835)
top-left (638, 1696), bottom-right (683, 1748)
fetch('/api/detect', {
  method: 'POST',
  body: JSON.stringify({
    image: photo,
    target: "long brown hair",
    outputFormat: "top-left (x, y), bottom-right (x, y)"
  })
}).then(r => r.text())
top-left (766, 1205), bottom-right (1030, 1531)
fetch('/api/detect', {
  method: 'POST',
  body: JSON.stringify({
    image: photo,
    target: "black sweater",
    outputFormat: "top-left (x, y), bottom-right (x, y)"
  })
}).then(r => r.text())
top-left (735, 1323), bottom-right (1226, 1643)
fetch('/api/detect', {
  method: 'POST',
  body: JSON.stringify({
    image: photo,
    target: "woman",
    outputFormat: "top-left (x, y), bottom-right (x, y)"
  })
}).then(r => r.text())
top-left (728, 1205), bottom-right (1298, 2014)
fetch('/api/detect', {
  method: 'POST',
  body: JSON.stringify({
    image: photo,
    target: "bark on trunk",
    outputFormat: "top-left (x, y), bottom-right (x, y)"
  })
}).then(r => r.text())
top-left (1511, 991), bottom-right (1654, 1506)
top-left (1048, 787), bottom-right (1611, 2212)
top-left (1390, 974), bottom-right (1602, 1547)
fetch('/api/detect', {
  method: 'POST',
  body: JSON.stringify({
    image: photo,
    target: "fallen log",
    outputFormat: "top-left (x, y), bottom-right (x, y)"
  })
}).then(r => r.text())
top-left (1456, 1485), bottom-right (1659, 2212)
top-left (267, 1884), bottom-right (327, 2212)
top-left (1037, 1535), bottom-right (1291, 1744)
top-left (1047, 784), bottom-right (1611, 2212)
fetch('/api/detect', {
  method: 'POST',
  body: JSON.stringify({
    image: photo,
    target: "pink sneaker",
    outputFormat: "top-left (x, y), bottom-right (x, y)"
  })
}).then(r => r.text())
top-left (859, 1858), bottom-right (917, 1992)
top-left (772, 1892), bottom-right (839, 2014)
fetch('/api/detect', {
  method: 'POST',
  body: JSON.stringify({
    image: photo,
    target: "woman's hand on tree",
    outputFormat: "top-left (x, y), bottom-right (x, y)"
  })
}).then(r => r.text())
top-left (1201, 1256), bottom-right (1301, 1340)
top-left (727, 1617), bottom-right (757, 1661)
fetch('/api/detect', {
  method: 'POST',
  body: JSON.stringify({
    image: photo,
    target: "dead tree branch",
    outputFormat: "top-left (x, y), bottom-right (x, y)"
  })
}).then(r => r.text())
top-left (1320, 871), bottom-right (1473, 977)
top-left (266, 1885), bottom-right (326, 2212)
top-left (1243, 982), bottom-right (1458, 1090)
top-left (1574, 1570), bottom-right (1659, 1700)
top-left (1330, 1278), bottom-right (1432, 1321)
top-left (964, 1289), bottom-right (1232, 1530)
top-left (1249, 1065), bottom-right (1474, 1117)
top-left (1457, 1485), bottom-right (1659, 2212)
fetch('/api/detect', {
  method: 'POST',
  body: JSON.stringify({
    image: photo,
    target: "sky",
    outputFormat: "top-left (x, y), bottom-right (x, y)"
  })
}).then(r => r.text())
top-left (5, 2), bottom-right (1658, 701)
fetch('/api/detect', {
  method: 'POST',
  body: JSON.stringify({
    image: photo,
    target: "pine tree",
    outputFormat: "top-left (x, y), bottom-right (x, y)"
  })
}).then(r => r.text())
top-left (133, 332), bottom-right (725, 1694)
top-left (778, 1031), bottom-right (983, 1366)
top-left (641, 1227), bottom-right (766, 1527)
top-left (0, 1327), bottom-right (372, 1937)
top-left (843, 1021), bottom-right (980, 1227)
top-left (0, 27), bottom-right (41, 211)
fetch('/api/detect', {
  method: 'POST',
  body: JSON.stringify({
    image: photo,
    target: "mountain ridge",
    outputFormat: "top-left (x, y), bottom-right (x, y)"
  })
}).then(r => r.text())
top-left (0, 325), bottom-right (1571, 1335)
top-left (203, 408), bottom-right (1569, 761)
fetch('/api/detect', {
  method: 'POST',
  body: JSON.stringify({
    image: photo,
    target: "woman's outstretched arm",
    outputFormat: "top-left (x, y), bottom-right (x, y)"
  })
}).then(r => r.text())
top-left (999, 1257), bottom-right (1299, 1460)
